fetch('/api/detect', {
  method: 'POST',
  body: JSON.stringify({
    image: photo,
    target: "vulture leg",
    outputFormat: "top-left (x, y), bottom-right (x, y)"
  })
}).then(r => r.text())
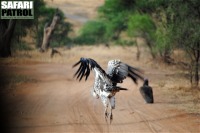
top-left (104, 105), bottom-right (109, 121)
top-left (110, 107), bottom-right (113, 124)
top-left (109, 96), bottom-right (115, 124)
top-left (101, 92), bottom-right (110, 121)
top-left (102, 97), bottom-right (109, 121)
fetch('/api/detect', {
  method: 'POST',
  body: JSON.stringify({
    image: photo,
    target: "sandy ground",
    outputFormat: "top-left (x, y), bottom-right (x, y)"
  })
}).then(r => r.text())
top-left (0, 46), bottom-right (199, 133)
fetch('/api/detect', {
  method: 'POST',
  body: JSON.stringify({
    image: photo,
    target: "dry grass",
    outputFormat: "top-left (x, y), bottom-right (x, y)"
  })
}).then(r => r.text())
top-left (45, 0), bottom-right (103, 18)
top-left (1, 45), bottom-right (149, 66)
top-left (165, 86), bottom-right (200, 114)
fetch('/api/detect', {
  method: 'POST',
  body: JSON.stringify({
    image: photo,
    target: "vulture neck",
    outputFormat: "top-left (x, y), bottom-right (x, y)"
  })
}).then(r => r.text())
top-left (144, 79), bottom-right (149, 86)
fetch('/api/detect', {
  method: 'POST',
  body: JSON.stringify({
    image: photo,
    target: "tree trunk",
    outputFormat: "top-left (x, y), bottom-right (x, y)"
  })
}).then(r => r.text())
top-left (40, 11), bottom-right (60, 52)
top-left (135, 38), bottom-right (140, 61)
top-left (189, 43), bottom-right (200, 88)
top-left (35, 19), bottom-right (40, 47)
top-left (194, 61), bottom-right (199, 87)
top-left (146, 40), bottom-right (156, 59)
top-left (194, 43), bottom-right (200, 87)
top-left (143, 33), bottom-right (156, 59)
top-left (0, 20), bottom-right (17, 57)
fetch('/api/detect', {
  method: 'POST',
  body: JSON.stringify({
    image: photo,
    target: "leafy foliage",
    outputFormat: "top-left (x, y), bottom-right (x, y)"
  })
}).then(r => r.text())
top-left (104, 11), bottom-right (128, 40)
top-left (75, 20), bottom-right (107, 44)
top-left (128, 13), bottom-right (157, 58)
top-left (155, 26), bottom-right (173, 57)
top-left (84, 0), bottom-right (200, 87)
top-left (128, 14), bottom-right (155, 39)
top-left (75, 0), bottom-right (136, 44)
top-left (12, 41), bottom-right (33, 51)
top-left (11, 0), bottom-right (47, 49)
top-left (98, 0), bottom-right (136, 41)
top-left (8, 0), bottom-right (73, 50)
top-left (36, 7), bottom-right (73, 48)
top-left (166, 0), bottom-right (200, 86)
top-left (98, 0), bottom-right (135, 17)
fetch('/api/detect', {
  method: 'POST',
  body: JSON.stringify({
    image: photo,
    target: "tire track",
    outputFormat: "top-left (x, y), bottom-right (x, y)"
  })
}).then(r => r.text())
top-left (127, 101), bottom-right (159, 133)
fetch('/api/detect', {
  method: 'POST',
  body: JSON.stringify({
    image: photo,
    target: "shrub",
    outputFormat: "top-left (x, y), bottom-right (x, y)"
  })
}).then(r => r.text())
top-left (75, 20), bottom-right (107, 44)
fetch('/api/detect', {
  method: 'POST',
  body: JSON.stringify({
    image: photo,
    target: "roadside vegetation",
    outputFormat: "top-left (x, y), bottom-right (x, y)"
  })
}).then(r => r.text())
top-left (75, 0), bottom-right (200, 88)
top-left (0, 0), bottom-right (199, 114)
top-left (0, 0), bottom-right (72, 55)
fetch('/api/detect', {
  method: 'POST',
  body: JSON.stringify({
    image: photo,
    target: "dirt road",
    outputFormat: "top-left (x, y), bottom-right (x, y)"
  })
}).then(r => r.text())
top-left (0, 59), bottom-right (199, 133)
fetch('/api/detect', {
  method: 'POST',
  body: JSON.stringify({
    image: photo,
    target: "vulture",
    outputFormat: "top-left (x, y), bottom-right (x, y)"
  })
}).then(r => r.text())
top-left (73, 57), bottom-right (153, 123)
top-left (140, 79), bottom-right (154, 103)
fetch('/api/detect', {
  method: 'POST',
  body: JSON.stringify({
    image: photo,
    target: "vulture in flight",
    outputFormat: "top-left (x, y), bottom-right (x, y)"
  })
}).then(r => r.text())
top-left (73, 57), bottom-right (153, 123)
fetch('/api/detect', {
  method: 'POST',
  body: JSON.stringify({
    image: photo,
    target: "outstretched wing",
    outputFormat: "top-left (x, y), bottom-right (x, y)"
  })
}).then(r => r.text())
top-left (107, 60), bottom-right (144, 84)
top-left (73, 58), bottom-right (112, 84)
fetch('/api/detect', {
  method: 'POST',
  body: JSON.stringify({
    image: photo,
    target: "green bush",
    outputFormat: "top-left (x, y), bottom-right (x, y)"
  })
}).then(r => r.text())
top-left (128, 14), bottom-right (156, 39)
top-left (74, 20), bottom-right (107, 44)
top-left (12, 41), bottom-right (33, 51)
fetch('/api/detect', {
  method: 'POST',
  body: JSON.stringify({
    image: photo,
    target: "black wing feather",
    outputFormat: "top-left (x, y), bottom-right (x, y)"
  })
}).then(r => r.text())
top-left (76, 63), bottom-right (85, 79)
top-left (73, 60), bottom-right (81, 67)
top-left (79, 63), bottom-right (87, 81)
top-left (107, 61), bottom-right (144, 84)
top-left (127, 65), bottom-right (144, 84)
top-left (73, 57), bottom-right (107, 81)
top-left (74, 63), bottom-right (83, 77)
top-left (128, 73), bottom-right (137, 84)
top-left (85, 60), bottom-right (90, 81)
